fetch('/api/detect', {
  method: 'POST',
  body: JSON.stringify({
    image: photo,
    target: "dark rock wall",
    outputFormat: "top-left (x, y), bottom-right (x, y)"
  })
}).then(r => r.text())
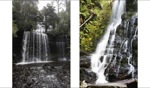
top-left (105, 13), bottom-right (138, 82)
top-left (13, 30), bottom-right (24, 63)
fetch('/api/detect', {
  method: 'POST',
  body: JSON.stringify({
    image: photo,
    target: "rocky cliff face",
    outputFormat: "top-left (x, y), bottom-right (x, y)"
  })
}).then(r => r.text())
top-left (105, 12), bottom-right (138, 82)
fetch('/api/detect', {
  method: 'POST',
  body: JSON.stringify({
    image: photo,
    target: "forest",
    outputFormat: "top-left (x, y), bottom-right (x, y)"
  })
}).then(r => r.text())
top-left (80, 0), bottom-right (112, 53)
top-left (13, 0), bottom-right (70, 36)
top-left (80, 0), bottom-right (137, 54)
top-left (13, 0), bottom-right (70, 63)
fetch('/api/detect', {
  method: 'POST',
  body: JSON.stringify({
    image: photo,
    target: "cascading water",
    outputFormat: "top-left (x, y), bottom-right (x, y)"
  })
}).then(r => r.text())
top-left (91, 0), bottom-right (137, 84)
top-left (19, 23), bottom-right (50, 64)
top-left (56, 41), bottom-right (66, 60)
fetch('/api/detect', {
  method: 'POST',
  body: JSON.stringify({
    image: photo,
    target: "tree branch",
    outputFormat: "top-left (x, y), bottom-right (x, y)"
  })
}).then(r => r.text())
top-left (80, 14), bottom-right (94, 28)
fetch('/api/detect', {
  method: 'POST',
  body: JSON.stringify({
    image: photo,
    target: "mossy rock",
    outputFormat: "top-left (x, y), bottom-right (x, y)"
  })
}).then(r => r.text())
top-left (122, 12), bottom-right (136, 21)
top-left (116, 25), bottom-right (124, 38)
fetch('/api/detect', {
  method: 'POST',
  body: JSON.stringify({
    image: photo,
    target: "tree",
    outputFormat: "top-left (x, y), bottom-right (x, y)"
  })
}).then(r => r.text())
top-left (80, 0), bottom-right (112, 52)
top-left (57, 0), bottom-right (70, 35)
top-left (13, 0), bottom-right (39, 31)
top-left (42, 4), bottom-right (59, 32)
top-left (13, 21), bottom-right (18, 37)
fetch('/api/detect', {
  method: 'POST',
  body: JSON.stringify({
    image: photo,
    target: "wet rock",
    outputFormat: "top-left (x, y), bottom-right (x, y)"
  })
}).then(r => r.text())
top-left (115, 35), bottom-right (122, 44)
top-left (132, 39), bottom-right (137, 50)
top-left (13, 61), bottom-right (70, 88)
top-left (122, 13), bottom-right (128, 21)
top-left (116, 25), bottom-right (124, 38)
top-left (80, 68), bottom-right (96, 84)
top-left (80, 50), bottom-right (90, 56)
top-left (80, 56), bottom-right (91, 68)
top-left (80, 56), bottom-right (96, 83)
top-left (134, 18), bottom-right (138, 26)
top-left (127, 80), bottom-right (137, 88)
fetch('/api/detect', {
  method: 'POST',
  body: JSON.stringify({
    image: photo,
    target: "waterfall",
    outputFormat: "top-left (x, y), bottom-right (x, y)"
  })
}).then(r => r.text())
top-left (19, 23), bottom-right (50, 64)
top-left (56, 41), bottom-right (66, 61)
top-left (91, 0), bottom-right (127, 84)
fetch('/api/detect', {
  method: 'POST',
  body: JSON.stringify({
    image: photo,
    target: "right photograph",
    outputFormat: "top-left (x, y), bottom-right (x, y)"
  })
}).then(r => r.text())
top-left (80, 0), bottom-right (137, 88)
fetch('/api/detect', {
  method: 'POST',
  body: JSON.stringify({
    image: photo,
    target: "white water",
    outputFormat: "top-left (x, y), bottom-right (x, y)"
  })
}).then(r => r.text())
top-left (56, 42), bottom-right (66, 61)
top-left (16, 61), bottom-right (53, 65)
top-left (91, 0), bottom-right (126, 84)
top-left (21, 23), bottom-right (50, 64)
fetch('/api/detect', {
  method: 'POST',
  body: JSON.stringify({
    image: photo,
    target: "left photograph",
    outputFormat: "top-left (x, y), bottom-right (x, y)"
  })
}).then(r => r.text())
top-left (13, 0), bottom-right (70, 87)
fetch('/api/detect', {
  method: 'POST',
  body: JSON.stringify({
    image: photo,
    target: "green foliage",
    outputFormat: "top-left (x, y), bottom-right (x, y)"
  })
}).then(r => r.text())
top-left (13, 0), bottom-right (70, 36)
top-left (13, 0), bottom-right (39, 31)
top-left (80, 0), bottom-right (112, 53)
top-left (42, 4), bottom-right (59, 32)
top-left (57, 0), bottom-right (70, 35)
top-left (13, 22), bottom-right (18, 37)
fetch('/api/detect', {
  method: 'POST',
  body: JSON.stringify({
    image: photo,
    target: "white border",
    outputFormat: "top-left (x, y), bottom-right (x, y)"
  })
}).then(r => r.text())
top-left (71, 0), bottom-right (79, 88)
top-left (0, 1), bottom-right (12, 87)
top-left (138, 0), bottom-right (150, 87)
top-left (1, 0), bottom-right (150, 87)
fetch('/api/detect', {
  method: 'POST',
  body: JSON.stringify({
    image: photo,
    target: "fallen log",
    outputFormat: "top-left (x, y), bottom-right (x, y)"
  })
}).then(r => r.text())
top-left (87, 83), bottom-right (127, 88)
top-left (116, 78), bottom-right (137, 84)
top-left (80, 78), bottom-right (137, 88)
